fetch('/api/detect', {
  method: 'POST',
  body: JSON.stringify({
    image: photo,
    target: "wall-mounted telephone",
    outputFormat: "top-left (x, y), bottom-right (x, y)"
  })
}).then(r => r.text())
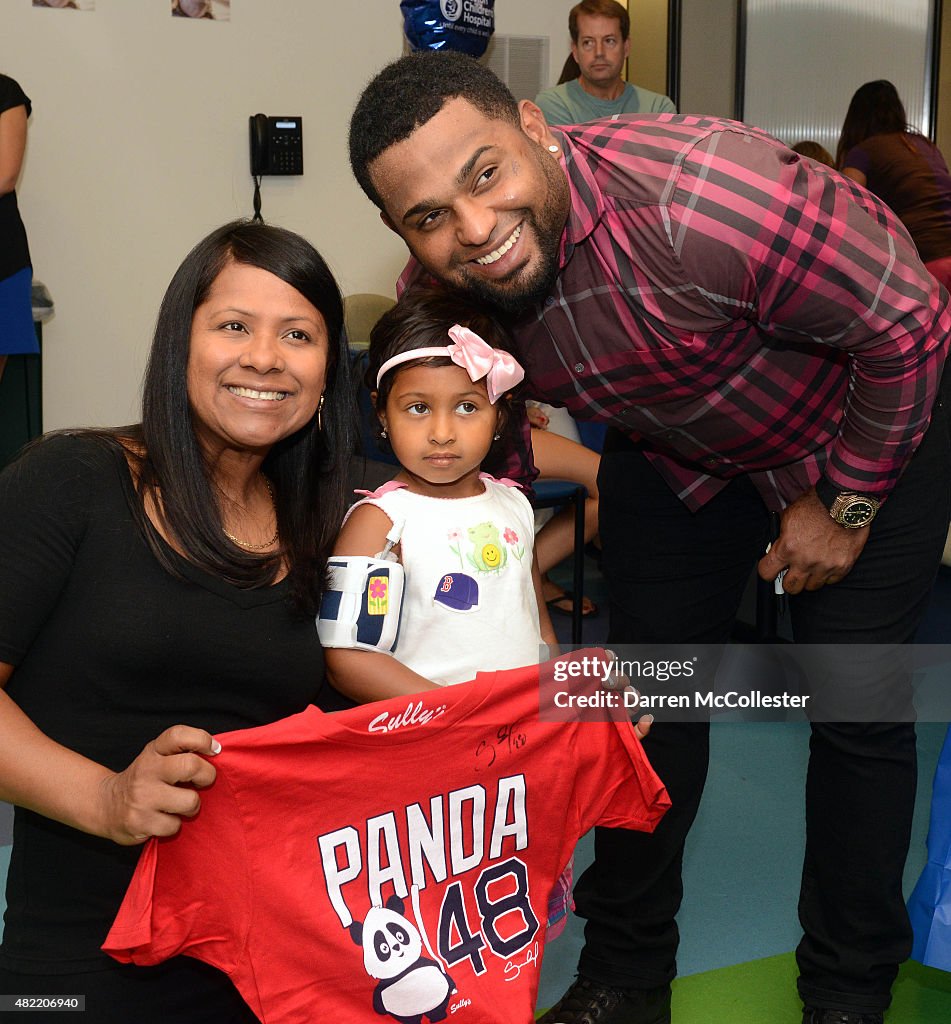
top-left (249, 113), bottom-right (304, 176)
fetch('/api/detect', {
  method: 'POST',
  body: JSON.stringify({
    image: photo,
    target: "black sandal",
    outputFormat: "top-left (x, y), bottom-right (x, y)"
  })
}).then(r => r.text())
top-left (546, 588), bottom-right (599, 618)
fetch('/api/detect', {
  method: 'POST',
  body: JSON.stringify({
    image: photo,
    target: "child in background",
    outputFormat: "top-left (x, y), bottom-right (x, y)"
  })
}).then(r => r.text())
top-left (790, 139), bottom-right (835, 167)
top-left (323, 287), bottom-right (558, 700)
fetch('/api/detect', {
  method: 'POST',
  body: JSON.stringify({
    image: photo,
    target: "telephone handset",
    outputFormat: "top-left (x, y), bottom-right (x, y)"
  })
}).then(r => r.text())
top-left (249, 113), bottom-right (304, 176)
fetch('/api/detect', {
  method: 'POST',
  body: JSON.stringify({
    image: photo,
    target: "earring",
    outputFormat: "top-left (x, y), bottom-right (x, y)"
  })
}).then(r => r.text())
top-left (381, 427), bottom-right (388, 439)
top-left (548, 144), bottom-right (559, 153)
top-left (493, 433), bottom-right (501, 441)
top-left (317, 394), bottom-right (325, 431)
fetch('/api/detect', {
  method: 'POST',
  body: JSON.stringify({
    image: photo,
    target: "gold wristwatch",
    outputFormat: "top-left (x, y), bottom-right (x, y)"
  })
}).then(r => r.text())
top-left (826, 492), bottom-right (880, 529)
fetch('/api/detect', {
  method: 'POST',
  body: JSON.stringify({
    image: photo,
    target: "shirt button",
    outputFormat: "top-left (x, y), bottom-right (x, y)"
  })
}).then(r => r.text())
top-left (701, 456), bottom-right (720, 468)
top-left (574, 362), bottom-right (584, 373)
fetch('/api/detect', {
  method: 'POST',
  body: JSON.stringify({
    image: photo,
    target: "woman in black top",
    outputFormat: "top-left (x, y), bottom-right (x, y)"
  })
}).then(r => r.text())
top-left (0, 73), bottom-right (38, 385)
top-left (0, 220), bottom-right (354, 1022)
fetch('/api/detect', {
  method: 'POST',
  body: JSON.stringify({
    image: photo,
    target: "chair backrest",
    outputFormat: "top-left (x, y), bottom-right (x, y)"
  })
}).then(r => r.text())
top-left (577, 420), bottom-right (607, 453)
top-left (343, 292), bottom-right (401, 468)
top-left (343, 293), bottom-right (395, 351)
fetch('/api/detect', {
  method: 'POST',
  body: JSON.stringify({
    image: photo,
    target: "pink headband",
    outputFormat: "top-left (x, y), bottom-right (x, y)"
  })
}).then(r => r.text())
top-left (376, 324), bottom-right (525, 404)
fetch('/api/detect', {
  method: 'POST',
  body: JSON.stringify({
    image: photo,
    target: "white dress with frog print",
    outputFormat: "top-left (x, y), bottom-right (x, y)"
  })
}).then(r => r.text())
top-left (346, 475), bottom-right (542, 685)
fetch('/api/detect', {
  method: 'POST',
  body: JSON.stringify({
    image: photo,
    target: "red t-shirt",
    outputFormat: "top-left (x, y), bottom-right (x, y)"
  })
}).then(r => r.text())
top-left (104, 653), bottom-right (669, 1023)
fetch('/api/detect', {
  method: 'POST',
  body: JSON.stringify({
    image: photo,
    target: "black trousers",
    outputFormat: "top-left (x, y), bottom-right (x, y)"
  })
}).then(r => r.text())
top-left (0, 959), bottom-right (259, 1023)
top-left (574, 391), bottom-right (951, 1015)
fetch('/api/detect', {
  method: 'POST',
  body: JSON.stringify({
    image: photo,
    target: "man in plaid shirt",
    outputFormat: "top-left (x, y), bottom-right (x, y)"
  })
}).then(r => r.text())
top-left (349, 52), bottom-right (951, 1024)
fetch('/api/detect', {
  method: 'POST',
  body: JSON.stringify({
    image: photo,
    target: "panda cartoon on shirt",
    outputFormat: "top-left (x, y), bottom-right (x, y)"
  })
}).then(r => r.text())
top-left (350, 894), bottom-right (456, 1023)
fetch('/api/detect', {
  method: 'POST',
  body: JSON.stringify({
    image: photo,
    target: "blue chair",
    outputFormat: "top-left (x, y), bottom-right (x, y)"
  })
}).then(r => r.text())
top-left (532, 415), bottom-right (603, 647)
top-left (532, 479), bottom-right (588, 646)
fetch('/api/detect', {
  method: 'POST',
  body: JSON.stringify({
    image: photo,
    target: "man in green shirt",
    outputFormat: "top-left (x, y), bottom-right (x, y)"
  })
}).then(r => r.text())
top-left (535, 0), bottom-right (676, 126)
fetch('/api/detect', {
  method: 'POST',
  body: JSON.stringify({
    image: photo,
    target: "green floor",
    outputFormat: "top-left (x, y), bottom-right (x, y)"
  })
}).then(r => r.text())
top-left (538, 955), bottom-right (951, 1022)
top-left (672, 954), bottom-right (951, 1023)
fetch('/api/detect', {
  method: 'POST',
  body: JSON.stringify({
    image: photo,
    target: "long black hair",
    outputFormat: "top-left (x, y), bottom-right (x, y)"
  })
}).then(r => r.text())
top-left (836, 80), bottom-right (913, 169)
top-left (97, 220), bottom-right (352, 614)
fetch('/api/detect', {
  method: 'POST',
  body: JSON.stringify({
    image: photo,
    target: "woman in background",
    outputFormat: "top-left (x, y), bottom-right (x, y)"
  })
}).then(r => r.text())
top-left (0, 73), bottom-right (38, 385)
top-left (0, 219), bottom-right (353, 1022)
top-left (838, 79), bottom-right (951, 288)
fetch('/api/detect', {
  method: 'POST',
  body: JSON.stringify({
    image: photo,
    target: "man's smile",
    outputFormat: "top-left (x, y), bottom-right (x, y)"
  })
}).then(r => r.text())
top-left (474, 224), bottom-right (523, 266)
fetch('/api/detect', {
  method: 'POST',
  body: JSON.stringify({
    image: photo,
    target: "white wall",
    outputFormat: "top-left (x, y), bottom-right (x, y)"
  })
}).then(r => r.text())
top-left (4, 0), bottom-right (577, 432)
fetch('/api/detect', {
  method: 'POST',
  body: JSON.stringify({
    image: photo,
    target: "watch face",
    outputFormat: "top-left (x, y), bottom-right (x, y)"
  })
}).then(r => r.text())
top-left (840, 498), bottom-right (875, 527)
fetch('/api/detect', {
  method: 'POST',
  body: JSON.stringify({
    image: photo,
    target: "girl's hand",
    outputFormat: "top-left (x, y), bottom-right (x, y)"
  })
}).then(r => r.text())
top-left (526, 405), bottom-right (550, 429)
top-left (96, 725), bottom-right (221, 846)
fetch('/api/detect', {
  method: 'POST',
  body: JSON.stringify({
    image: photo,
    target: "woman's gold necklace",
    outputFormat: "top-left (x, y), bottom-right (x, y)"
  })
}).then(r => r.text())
top-left (222, 477), bottom-right (278, 551)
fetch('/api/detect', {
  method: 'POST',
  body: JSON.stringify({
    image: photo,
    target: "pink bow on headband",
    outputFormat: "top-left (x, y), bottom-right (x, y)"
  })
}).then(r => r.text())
top-left (446, 324), bottom-right (525, 404)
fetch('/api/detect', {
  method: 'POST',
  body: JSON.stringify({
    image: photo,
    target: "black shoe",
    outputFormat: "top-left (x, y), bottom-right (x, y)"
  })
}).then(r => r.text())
top-left (538, 975), bottom-right (671, 1024)
top-left (803, 1008), bottom-right (884, 1024)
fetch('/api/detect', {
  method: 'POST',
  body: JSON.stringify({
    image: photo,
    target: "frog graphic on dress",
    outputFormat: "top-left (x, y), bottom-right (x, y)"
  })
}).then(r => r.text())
top-left (466, 521), bottom-right (507, 573)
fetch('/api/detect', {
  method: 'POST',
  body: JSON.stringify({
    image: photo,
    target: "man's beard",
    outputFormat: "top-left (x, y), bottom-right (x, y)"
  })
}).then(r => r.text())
top-left (433, 155), bottom-right (569, 316)
top-left (452, 219), bottom-right (561, 315)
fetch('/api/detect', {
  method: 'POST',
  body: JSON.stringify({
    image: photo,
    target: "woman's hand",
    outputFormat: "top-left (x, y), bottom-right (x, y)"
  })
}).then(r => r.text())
top-left (632, 714), bottom-right (654, 740)
top-left (600, 650), bottom-right (653, 740)
top-left (96, 725), bottom-right (221, 846)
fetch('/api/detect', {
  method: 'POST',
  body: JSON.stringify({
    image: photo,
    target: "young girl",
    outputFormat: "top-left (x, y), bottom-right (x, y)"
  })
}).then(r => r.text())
top-left (323, 287), bottom-right (558, 701)
top-left (320, 288), bottom-right (651, 945)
